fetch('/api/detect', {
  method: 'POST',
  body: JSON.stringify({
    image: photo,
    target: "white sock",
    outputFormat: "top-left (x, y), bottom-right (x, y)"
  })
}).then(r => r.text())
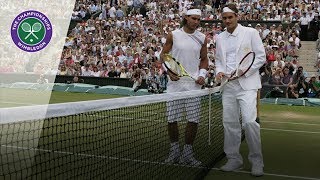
top-left (183, 144), bottom-right (193, 155)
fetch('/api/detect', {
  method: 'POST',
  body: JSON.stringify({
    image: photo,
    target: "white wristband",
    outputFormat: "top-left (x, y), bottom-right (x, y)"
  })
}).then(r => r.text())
top-left (198, 69), bottom-right (207, 78)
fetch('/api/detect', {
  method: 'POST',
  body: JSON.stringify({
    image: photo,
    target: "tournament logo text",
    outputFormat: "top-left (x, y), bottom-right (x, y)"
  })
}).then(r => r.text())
top-left (11, 10), bottom-right (52, 52)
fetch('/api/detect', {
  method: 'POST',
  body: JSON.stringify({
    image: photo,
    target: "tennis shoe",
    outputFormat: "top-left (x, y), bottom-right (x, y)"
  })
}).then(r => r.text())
top-left (251, 165), bottom-right (264, 177)
top-left (179, 153), bottom-right (202, 166)
top-left (164, 149), bottom-right (180, 164)
top-left (220, 160), bottom-right (243, 171)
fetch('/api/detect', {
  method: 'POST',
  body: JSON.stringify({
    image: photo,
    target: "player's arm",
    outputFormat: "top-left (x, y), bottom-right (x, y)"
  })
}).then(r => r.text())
top-left (196, 38), bottom-right (209, 85)
top-left (159, 32), bottom-right (180, 81)
top-left (244, 29), bottom-right (266, 77)
top-left (214, 35), bottom-right (225, 81)
top-left (159, 32), bottom-right (173, 63)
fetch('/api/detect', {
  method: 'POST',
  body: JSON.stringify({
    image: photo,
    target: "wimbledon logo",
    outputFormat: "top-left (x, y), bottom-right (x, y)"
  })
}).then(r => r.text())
top-left (11, 10), bottom-right (52, 52)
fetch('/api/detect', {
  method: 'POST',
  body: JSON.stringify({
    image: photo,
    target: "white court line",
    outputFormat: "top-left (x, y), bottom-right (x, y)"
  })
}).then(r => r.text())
top-left (89, 115), bottom-right (215, 125)
top-left (89, 115), bottom-right (162, 122)
top-left (210, 168), bottom-right (320, 180)
top-left (0, 101), bottom-right (38, 106)
top-left (113, 110), bottom-right (160, 116)
top-left (91, 115), bottom-right (320, 134)
top-left (2, 145), bottom-right (319, 180)
top-left (261, 128), bottom-right (320, 134)
top-left (1, 145), bottom-right (199, 168)
top-left (263, 121), bottom-right (320, 126)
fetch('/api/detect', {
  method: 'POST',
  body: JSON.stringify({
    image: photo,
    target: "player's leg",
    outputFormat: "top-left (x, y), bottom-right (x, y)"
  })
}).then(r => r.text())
top-left (165, 100), bottom-right (183, 164)
top-left (180, 97), bottom-right (201, 166)
top-left (220, 81), bottom-right (243, 171)
top-left (238, 89), bottom-right (264, 176)
top-left (185, 122), bottom-right (198, 145)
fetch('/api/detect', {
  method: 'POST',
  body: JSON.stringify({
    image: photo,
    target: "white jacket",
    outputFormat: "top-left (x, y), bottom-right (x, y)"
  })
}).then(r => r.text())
top-left (215, 24), bottom-right (266, 90)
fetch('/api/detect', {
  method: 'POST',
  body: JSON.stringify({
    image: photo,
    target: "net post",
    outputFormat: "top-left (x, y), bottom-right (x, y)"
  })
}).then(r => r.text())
top-left (208, 88), bottom-right (212, 146)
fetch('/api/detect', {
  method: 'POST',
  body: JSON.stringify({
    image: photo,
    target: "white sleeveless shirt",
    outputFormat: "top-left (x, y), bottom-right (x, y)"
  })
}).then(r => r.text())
top-left (167, 28), bottom-right (205, 92)
top-left (171, 28), bottom-right (205, 78)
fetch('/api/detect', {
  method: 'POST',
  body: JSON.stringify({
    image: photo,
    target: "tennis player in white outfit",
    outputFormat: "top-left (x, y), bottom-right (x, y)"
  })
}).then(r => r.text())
top-left (215, 4), bottom-right (266, 176)
top-left (159, 9), bottom-right (209, 166)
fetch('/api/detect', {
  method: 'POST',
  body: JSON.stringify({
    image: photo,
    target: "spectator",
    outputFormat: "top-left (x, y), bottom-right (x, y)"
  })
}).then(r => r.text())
top-left (108, 65), bottom-right (119, 77)
top-left (281, 67), bottom-right (293, 85)
top-left (58, 65), bottom-right (68, 76)
top-left (146, 68), bottom-right (160, 93)
top-left (292, 66), bottom-right (305, 84)
top-left (139, 2), bottom-right (148, 18)
top-left (100, 66), bottom-right (109, 77)
top-left (296, 76), bottom-right (308, 98)
top-left (299, 12), bottom-right (309, 41)
top-left (273, 54), bottom-right (285, 69)
top-left (282, 12), bottom-right (292, 24)
top-left (81, 64), bottom-right (93, 77)
top-left (307, 76), bottom-right (320, 97)
top-left (119, 66), bottom-right (128, 78)
top-left (71, 75), bottom-right (84, 83)
top-left (270, 67), bottom-right (284, 85)
top-left (309, 13), bottom-right (320, 41)
top-left (286, 84), bottom-right (299, 98)
top-left (289, 33), bottom-right (301, 49)
top-left (159, 71), bottom-right (168, 93)
top-left (131, 68), bottom-right (142, 92)
top-left (91, 66), bottom-right (101, 77)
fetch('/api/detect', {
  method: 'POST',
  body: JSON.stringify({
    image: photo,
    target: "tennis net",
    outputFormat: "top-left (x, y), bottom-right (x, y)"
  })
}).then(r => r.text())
top-left (1, 87), bottom-right (224, 179)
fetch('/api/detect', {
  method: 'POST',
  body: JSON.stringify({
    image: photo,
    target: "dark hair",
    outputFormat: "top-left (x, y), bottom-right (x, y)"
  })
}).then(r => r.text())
top-left (181, 17), bottom-right (187, 27)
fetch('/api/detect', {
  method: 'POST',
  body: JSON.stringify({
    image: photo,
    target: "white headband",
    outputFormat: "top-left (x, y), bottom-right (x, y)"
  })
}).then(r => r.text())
top-left (186, 9), bottom-right (201, 16)
top-left (222, 7), bottom-right (236, 14)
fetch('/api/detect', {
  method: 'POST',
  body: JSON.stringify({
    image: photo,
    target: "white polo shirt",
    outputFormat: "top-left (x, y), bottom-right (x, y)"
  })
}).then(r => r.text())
top-left (224, 27), bottom-right (240, 75)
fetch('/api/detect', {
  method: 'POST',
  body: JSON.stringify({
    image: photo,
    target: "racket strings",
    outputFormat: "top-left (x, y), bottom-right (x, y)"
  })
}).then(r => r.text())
top-left (169, 61), bottom-right (181, 76)
top-left (236, 52), bottom-right (255, 77)
top-left (164, 54), bottom-right (180, 76)
top-left (21, 23), bottom-right (31, 32)
top-left (32, 23), bottom-right (42, 32)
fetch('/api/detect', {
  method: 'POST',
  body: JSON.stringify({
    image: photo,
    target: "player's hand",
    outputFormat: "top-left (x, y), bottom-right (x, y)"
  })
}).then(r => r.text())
top-left (196, 76), bottom-right (205, 85)
top-left (167, 70), bottom-right (180, 81)
top-left (216, 72), bottom-right (225, 82)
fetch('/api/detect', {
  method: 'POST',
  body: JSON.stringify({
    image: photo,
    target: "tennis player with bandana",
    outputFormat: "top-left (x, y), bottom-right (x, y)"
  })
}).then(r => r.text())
top-left (215, 3), bottom-right (266, 176)
top-left (159, 9), bottom-right (208, 166)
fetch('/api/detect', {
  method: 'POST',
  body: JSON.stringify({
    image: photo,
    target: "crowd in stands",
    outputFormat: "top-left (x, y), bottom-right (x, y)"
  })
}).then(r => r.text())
top-left (54, 0), bottom-right (320, 97)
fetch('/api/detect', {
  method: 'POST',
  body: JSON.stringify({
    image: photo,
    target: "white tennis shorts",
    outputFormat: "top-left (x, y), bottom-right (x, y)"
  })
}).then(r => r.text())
top-left (166, 77), bottom-right (202, 123)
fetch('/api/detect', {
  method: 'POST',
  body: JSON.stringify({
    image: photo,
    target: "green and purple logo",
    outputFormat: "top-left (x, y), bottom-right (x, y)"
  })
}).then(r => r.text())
top-left (11, 10), bottom-right (52, 52)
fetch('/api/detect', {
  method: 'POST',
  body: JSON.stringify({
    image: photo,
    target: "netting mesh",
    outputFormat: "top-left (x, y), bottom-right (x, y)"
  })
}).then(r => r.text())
top-left (1, 88), bottom-right (224, 179)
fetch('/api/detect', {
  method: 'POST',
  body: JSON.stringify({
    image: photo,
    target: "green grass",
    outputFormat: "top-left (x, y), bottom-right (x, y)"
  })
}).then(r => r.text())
top-left (48, 91), bottom-right (124, 104)
top-left (204, 104), bottom-right (320, 180)
top-left (1, 88), bottom-right (320, 179)
top-left (0, 88), bottom-right (124, 108)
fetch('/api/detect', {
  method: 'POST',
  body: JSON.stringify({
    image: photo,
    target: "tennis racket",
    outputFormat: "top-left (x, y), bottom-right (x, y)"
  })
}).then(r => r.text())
top-left (218, 51), bottom-right (255, 90)
top-left (162, 53), bottom-right (195, 81)
top-left (22, 22), bottom-right (42, 40)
